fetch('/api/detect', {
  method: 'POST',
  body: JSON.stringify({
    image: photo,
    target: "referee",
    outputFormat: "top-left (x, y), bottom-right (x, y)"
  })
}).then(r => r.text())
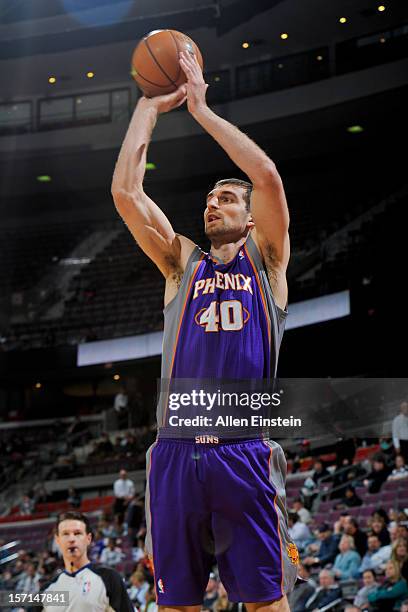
top-left (42, 512), bottom-right (133, 611)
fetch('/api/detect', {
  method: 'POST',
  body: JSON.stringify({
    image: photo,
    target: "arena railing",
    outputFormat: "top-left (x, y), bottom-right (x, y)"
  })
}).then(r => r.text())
top-left (0, 539), bottom-right (21, 566)
top-left (312, 462), bottom-right (371, 513)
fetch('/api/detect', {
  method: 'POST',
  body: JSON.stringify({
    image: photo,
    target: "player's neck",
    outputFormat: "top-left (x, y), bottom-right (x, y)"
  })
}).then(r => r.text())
top-left (65, 555), bottom-right (90, 574)
top-left (210, 235), bottom-right (247, 264)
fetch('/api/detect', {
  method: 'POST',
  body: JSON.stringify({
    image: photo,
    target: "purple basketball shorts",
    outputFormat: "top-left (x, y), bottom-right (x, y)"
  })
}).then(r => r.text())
top-left (145, 437), bottom-right (299, 605)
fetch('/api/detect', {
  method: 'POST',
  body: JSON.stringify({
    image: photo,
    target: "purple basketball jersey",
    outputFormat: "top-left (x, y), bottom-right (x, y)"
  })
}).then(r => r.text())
top-left (161, 234), bottom-right (286, 381)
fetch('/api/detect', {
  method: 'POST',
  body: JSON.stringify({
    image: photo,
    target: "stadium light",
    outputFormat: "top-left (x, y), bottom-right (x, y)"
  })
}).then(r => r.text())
top-left (280, 33), bottom-right (288, 40)
top-left (242, 42), bottom-right (249, 49)
top-left (113, 374), bottom-right (120, 381)
top-left (347, 125), bottom-right (364, 133)
top-left (86, 71), bottom-right (94, 78)
top-left (378, 5), bottom-right (385, 12)
top-left (339, 17), bottom-right (347, 24)
top-left (37, 175), bottom-right (52, 182)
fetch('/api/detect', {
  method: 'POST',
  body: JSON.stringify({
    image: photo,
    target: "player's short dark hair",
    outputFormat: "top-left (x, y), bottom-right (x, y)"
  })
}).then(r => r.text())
top-left (213, 178), bottom-right (253, 212)
top-left (56, 511), bottom-right (92, 535)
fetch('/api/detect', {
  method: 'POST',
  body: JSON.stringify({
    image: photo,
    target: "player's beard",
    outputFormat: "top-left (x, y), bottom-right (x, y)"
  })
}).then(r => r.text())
top-left (205, 219), bottom-right (231, 239)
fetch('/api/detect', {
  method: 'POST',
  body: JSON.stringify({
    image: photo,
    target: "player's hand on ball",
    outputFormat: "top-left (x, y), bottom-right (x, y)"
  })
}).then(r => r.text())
top-left (179, 50), bottom-right (208, 116)
top-left (140, 85), bottom-right (187, 114)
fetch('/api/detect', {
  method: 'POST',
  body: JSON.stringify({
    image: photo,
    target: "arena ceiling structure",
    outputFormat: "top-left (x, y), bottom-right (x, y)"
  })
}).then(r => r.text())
top-left (0, 0), bottom-right (406, 93)
top-left (0, 0), bottom-right (407, 201)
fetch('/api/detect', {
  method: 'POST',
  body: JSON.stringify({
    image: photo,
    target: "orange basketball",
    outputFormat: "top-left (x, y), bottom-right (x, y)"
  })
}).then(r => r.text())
top-left (131, 29), bottom-right (203, 98)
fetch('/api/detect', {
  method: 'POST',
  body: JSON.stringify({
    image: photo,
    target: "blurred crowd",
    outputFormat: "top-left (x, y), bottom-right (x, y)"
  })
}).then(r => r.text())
top-left (286, 443), bottom-right (408, 611)
top-left (0, 405), bottom-right (407, 611)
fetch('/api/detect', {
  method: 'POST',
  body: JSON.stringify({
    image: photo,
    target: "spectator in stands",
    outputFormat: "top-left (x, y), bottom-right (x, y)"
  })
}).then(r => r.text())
top-left (303, 523), bottom-right (339, 567)
top-left (288, 511), bottom-right (312, 552)
top-left (304, 569), bottom-right (341, 611)
top-left (203, 572), bottom-right (219, 610)
top-left (367, 559), bottom-right (408, 611)
top-left (97, 432), bottom-right (114, 457)
top-left (397, 523), bottom-right (408, 541)
top-left (338, 485), bottom-right (363, 508)
top-left (334, 511), bottom-right (352, 537)
top-left (312, 459), bottom-right (331, 486)
top-left (370, 517), bottom-right (391, 546)
top-left (345, 517), bottom-right (368, 557)
top-left (389, 511), bottom-right (403, 528)
top-left (392, 402), bottom-right (408, 464)
top-left (353, 569), bottom-right (379, 609)
top-left (331, 457), bottom-right (358, 500)
top-left (33, 484), bottom-right (49, 504)
top-left (302, 459), bottom-right (332, 510)
top-left (373, 508), bottom-right (390, 526)
top-left (15, 562), bottom-right (41, 593)
top-left (392, 539), bottom-right (408, 581)
top-left (363, 454), bottom-right (391, 494)
top-left (0, 569), bottom-right (14, 589)
top-left (359, 534), bottom-right (391, 575)
top-left (11, 557), bottom-right (25, 579)
top-left (292, 497), bottom-right (312, 524)
top-left (120, 431), bottom-right (139, 457)
top-left (66, 487), bottom-right (81, 509)
top-left (333, 535), bottom-right (361, 580)
top-left (127, 569), bottom-right (150, 608)
top-left (132, 536), bottom-right (146, 563)
top-left (114, 385), bottom-right (129, 430)
top-left (144, 584), bottom-right (158, 612)
top-left (20, 494), bottom-right (35, 516)
top-left (388, 455), bottom-right (408, 481)
top-left (288, 563), bottom-right (316, 612)
top-left (126, 493), bottom-right (144, 546)
top-left (37, 551), bottom-right (58, 580)
top-left (300, 476), bottom-right (319, 510)
top-left (113, 468), bottom-right (135, 523)
top-left (213, 581), bottom-right (235, 612)
top-left (335, 437), bottom-right (357, 468)
top-left (89, 529), bottom-right (106, 562)
top-left (379, 436), bottom-right (394, 459)
top-left (99, 537), bottom-right (124, 566)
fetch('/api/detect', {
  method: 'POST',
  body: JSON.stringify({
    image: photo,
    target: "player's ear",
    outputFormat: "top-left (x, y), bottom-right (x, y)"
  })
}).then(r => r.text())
top-left (87, 532), bottom-right (93, 546)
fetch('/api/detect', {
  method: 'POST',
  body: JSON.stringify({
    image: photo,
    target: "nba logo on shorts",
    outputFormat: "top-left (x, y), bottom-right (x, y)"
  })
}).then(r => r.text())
top-left (157, 578), bottom-right (165, 593)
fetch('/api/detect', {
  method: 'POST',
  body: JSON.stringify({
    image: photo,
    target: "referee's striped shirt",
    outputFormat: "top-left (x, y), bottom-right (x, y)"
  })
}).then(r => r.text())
top-left (42, 563), bottom-right (134, 611)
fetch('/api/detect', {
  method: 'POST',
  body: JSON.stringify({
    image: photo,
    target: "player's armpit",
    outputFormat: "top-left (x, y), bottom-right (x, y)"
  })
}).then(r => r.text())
top-left (252, 228), bottom-right (289, 311)
top-left (113, 188), bottom-right (194, 278)
top-left (250, 168), bottom-right (290, 272)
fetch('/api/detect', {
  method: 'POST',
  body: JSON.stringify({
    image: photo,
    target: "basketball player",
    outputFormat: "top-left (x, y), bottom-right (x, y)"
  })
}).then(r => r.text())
top-left (112, 51), bottom-right (298, 611)
top-left (42, 512), bottom-right (133, 611)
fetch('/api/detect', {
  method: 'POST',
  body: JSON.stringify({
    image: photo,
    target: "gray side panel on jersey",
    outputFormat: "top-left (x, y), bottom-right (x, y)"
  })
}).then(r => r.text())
top-left (245, 234), bottom-right (287, 377)
top-left (144, 440), bottom-right (158, 558)
top-left (263, 439), bottom-right (298, 595)
top-left (156, 245), bottom-right (203, 428)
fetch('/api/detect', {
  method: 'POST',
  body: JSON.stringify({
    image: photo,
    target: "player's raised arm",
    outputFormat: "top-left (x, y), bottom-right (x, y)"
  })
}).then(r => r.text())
top-left (180, 51), bottom-right (290, 305)
top-left (111, 88), bottom-right (193, 278)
